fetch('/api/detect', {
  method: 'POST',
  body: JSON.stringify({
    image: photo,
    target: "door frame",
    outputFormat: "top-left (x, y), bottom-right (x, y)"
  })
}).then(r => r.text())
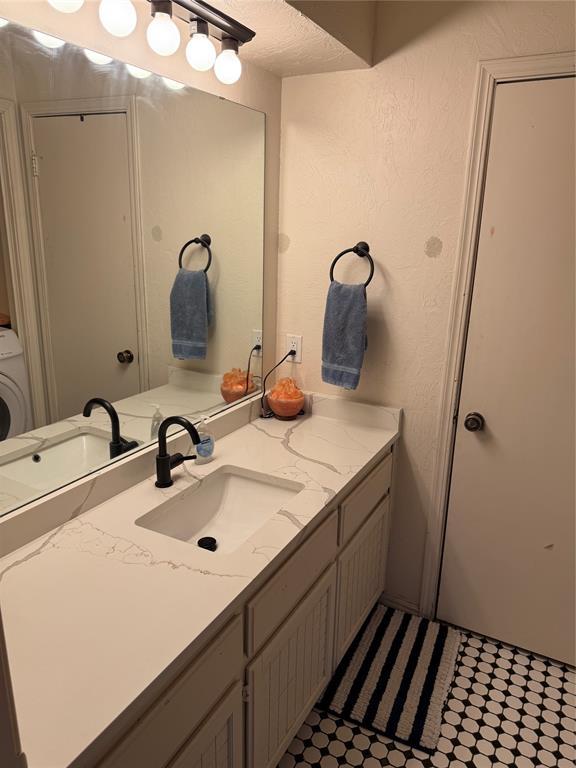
top-left (419, 50), bottom-right (576, 618)
top-left (0, 98), bottom-right (47, 426)
top-left (19, 96), bottom-right (149, 422)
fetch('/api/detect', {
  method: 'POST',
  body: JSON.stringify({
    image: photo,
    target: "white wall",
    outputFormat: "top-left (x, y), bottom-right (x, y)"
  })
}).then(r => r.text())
top-left (278, 1), bottom-right (576, 611)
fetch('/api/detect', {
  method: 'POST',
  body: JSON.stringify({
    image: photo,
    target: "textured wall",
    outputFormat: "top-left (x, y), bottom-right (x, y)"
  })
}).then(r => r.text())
top-left (278, 1), bottom-right (576, 610)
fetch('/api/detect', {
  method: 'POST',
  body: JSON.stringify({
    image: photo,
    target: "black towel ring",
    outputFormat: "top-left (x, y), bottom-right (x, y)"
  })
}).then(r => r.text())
top-left (329, 241), bottom-right (374, 287)
top-left (178, 234), bottom-right (212, 272)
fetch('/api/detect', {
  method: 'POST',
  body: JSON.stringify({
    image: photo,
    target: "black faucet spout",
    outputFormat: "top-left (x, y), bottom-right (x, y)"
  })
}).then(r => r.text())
top-left (83, 397), bottom-right (120, 441)
top-left (83, 398), bottom-right (138, 459)
top-left (155, 416), bottom-right (201, 488)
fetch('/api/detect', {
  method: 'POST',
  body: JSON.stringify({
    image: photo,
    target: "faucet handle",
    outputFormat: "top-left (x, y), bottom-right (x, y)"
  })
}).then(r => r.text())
top-left (169, 453), bottom-right (196, 469)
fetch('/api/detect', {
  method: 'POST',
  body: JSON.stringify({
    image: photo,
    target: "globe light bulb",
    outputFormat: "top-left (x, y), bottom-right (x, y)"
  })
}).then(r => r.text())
top-left (47, 0), bottom-right (85, 12)
top-left (214, 47), bottom-right (242, 85)
top-left (186, 33), bottom-right (216, 72)
top-left (84, 49), bottom-right (113, 65)
top-left (162, 77), bottom-right (185, 91)
top-left (126, 64), bottom-right (152, 79)
top-left (147, 11), bottom-right (180, 56)
top-left (33, 30), bottom-right (66, 49)
top-left (0, 18), bottom-right (9, 28)
top-left (99, 0), bottom-right (137, 38)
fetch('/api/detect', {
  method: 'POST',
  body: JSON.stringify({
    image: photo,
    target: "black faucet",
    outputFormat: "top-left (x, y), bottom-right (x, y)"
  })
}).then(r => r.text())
top-left (83, 398), bottom-right (139, 460)
top-left (155, 416), bottom-right (201, 488)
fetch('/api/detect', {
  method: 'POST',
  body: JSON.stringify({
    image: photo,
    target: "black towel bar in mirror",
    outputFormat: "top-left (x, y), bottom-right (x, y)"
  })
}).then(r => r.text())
top-left (329, 241), bottom-right (374, 287)
top-left (178, 234), bottom-right (212, 272)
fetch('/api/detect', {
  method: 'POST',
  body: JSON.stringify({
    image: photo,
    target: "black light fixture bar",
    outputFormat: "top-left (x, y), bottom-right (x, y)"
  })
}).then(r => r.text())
top-left (149, 0), bottom-right (255, 44)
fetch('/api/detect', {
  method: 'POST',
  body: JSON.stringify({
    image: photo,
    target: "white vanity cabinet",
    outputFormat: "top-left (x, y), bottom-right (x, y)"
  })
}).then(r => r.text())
top-left (246, 565), bottom-right (338, 768)
top-left (243, 447), bottom-right (395, 768)
top-left (95, 446), bottom-right (395, 768)
top-left (334, 497), bottom-right (390, 662)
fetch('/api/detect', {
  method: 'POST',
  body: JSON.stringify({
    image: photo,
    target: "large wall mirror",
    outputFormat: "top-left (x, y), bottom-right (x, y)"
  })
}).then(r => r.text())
top-left (0, 21), bottom-right (265, 517)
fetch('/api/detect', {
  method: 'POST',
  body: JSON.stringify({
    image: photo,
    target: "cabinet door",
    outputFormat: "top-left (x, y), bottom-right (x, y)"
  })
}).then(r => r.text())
top-left (335, 497), bottom-right (390, 664)
top-left (246, 565), bottom-right (337, 768)
top-left (340, 452), bottom-right (392, 545)
top-left (168, 684), bottom-right (243, 768)
top-left (246, 510), bottom-right (338, 656)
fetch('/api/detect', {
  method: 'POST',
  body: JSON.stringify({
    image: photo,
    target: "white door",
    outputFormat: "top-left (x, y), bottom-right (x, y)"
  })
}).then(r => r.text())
top-left (32, 112), bottom-right (140, 420)
top-left (437, 76), bottom-right (575, 664)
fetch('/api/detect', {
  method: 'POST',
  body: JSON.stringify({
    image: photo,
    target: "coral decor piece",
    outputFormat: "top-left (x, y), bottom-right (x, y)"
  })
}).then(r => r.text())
top-left (267, 377), bottom-right (305, 419)
top-left (220, 368), bottom-right (257, 403)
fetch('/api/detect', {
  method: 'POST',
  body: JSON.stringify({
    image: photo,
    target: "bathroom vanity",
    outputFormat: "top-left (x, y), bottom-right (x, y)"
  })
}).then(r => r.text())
top-left (0, 396), bottom-right (400, 768)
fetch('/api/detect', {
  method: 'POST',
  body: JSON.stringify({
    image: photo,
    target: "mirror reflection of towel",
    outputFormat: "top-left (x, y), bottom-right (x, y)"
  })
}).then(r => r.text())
top-left (170, 269), bottom-right (212, 360)
top-left (321, 281), bottom-right (367, 390)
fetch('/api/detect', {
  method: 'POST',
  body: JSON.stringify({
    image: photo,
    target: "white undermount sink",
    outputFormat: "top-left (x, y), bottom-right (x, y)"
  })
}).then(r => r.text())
top-left (136, 465), bottom-right (304, 554)
top-left (0, 428), bottom-right (140, 491)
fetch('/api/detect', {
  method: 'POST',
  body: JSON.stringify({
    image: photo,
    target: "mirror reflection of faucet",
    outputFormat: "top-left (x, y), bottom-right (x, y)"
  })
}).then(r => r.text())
top-left (82, 398), bottom-right (139, 459)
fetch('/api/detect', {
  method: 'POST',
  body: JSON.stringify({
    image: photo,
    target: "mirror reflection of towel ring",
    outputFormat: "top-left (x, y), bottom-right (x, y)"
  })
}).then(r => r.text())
top-left (329, 241), bottom-right (374, 287)
top-left (178, 234), bottom-right (212, 272)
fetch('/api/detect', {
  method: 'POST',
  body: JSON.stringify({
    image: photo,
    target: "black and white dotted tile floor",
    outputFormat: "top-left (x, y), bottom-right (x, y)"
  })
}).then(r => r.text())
top-left (279, 629), bottom-right (576, 768)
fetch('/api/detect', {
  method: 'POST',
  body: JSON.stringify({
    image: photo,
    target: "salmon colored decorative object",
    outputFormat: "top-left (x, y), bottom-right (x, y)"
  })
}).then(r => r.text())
top-left (220, 368), bottom-right (256, 404)
top-left (267, 377), bottom-right (305, 419)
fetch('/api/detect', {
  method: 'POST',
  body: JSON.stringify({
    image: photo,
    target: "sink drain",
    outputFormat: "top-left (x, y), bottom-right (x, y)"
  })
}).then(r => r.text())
top-left (197, 536), bottom-right (218, 552)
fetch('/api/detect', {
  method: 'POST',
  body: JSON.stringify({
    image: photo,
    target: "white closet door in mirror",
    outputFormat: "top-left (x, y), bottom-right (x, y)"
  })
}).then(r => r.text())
top-left (32, 112), bottom-right (140, 420)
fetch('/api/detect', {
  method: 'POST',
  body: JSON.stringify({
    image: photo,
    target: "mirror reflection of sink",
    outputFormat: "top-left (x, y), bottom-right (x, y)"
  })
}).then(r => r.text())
top-left (136, 466), bottom-right (305, 555)
top-left (0, 428), bottom-right (140, 491)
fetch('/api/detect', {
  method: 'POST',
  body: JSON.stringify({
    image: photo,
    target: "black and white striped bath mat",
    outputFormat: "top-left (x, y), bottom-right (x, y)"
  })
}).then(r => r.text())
top-left (318, 605), bottom-right (461, 751)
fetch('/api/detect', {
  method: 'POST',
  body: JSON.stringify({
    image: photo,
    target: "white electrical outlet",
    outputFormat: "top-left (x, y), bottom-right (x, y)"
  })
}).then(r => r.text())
top-left (286, 334), bottom-right (302, 363)
top-left (252, 330), bottom-right (263, 356)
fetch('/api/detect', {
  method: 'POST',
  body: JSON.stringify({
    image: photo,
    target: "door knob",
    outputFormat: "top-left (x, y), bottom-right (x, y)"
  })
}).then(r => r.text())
top-left (117, 349), bottom-right (134, 364)
top-left (464, 412), bottom-right (485, 432)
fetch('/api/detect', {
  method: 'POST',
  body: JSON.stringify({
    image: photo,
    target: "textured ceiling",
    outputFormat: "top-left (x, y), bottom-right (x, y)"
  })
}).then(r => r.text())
top-left (206, 0), bottom-right (369, 77)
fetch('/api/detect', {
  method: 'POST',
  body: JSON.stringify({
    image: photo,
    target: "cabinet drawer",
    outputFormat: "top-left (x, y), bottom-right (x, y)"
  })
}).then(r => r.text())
top-left (340, 452), bottom-right (392, 545)
top-left (246, 510), bottom-right (338, 656)
top-left (335, 496), bottom-right (391, 663)
top-left (246, 565), bottom-right (337, 768)
top-left (100, 616), bottom-right (243, 768)
top-left (167, 683), bottom-right (243, 768)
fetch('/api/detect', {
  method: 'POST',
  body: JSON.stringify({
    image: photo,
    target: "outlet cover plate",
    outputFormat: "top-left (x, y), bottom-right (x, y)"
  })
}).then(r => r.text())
top-left (286, 334), bottom-right (302, 363)
top-left (252, 330), bottom-right (263, 356)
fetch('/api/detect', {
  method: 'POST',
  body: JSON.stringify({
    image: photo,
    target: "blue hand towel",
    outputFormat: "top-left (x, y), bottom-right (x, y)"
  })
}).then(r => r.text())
top-left (170, 269), bottom-right (212, 360)
top-left (321, 280), bottom-right (367, 390)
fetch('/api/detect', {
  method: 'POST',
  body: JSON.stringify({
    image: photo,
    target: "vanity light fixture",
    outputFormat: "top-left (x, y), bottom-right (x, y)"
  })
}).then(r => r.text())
top-left (84, 49), bottom-right (113, 65)
top-left (162, 76), bottom-right (186, 90)
top-left (178, 0), bottom-right (254, 83)
top-left (88, 0), bottom-right (254, 85)
top-left (99, 0), bottom-right (137, 38)
top-left (33, 30), bottom-right (66, 49)
top-left (147, 0), bottom-right (181, 56)
top-left (0, 18), bottom-right (9, 28)
top-left (47, 0), bottom-right (85, 12)
top-left (126, 63), bottom-right (152, 79)
top-left (214, 36), bottom-right (241, 84)
top-left (186, 18), bottom-right (216, 72)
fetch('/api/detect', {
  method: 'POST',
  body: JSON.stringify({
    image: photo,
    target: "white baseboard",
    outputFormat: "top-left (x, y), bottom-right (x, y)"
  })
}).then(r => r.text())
top-left (378, 592), bottom-right (420, 616)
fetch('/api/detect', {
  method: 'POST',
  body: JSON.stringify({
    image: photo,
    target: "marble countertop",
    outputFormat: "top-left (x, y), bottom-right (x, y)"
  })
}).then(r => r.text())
top-left (0, 396), bottom-right (400, 768)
